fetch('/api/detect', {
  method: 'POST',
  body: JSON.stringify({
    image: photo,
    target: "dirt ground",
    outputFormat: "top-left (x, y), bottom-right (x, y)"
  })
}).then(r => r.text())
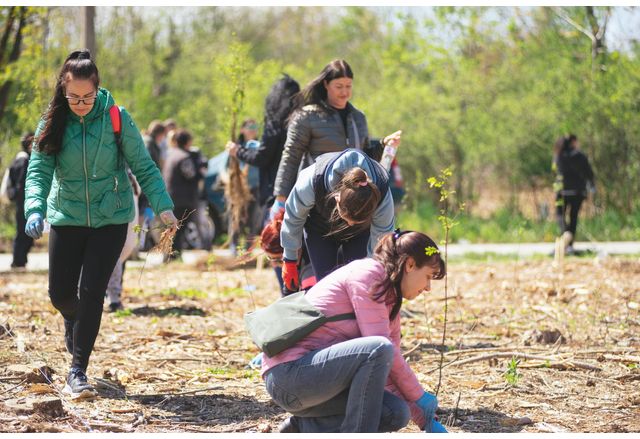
top-left (1, 253), bottom-right (639, 433)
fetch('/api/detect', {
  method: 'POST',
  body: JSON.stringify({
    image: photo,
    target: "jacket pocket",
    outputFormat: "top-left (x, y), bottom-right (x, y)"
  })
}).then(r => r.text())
top-left (98, 176), bottom-right (120, 217)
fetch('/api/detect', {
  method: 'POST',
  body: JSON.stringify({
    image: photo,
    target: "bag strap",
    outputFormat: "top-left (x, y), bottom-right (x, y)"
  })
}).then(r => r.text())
top-left (109, 104), bottom-right (124, 168)
top-left (324, 312), bottom-right (356, 322)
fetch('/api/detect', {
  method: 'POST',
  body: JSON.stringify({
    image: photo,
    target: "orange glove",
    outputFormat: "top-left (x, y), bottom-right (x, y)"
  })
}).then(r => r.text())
top-left (282, 259), bottom-right (299, 292)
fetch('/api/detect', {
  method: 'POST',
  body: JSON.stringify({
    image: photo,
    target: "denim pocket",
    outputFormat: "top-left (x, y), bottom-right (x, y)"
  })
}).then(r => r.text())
top-left (265, 369), bottom-right (302, 411)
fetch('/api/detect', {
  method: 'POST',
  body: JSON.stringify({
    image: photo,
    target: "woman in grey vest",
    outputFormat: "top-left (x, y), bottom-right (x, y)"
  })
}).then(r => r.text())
top-left (280, 149), bottom-right (395, 292)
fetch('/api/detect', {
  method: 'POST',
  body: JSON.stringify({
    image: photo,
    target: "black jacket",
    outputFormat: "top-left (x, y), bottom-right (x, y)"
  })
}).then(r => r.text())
top-left (236, 118), bottom-right (287, 206)
top-left (9, 151), bottom-right (29, 208)
top-left (557, 148), bottom-right (594, 196)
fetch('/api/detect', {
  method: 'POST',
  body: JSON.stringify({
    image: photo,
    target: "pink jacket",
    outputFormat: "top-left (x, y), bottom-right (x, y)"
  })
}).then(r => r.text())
top-left (262, 258), bottom-right (426, 427)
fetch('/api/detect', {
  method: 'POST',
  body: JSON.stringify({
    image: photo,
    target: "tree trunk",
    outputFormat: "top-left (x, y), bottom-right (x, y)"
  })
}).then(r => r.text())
top-left (0, 6), bottom-right (26, 123)
top-left (82, 6), bottom-right (96, 58)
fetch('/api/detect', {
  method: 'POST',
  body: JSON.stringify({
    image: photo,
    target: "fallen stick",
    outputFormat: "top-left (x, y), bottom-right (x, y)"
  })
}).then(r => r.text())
top-left (600, 354), bottom-right (640, 363)
top-left (443, 346), bottom-right (550, 357)
top-left (444, 352), bottom-right (602, 371)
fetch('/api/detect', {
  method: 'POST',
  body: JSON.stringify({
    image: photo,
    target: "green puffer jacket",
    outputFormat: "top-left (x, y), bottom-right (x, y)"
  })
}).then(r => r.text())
top-left (25, 87), bottom-right (174, 228)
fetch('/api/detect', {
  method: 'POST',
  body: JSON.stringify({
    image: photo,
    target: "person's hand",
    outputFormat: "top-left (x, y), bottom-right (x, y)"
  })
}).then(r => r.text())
top-left (25, 213), bottom-right (44, 239)
top-left (269, 199), bottom-right (286, 221)
top-left (587, 181), bottom-right (596, 196)
top-left (282, 259), bottom-right (299, 292)
top-left (383, 130), bottom-right (402, 148)
top-left (415, 391), bottom-right (439, 433)
top-left (159, 210), bottom-right (179, 233)
top-left (225, 141), bottom-right (240, 158)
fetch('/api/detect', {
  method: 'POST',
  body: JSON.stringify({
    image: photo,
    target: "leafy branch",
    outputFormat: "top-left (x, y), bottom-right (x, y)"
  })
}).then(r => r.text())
top-left (427, 167), bottom-right (465, 396)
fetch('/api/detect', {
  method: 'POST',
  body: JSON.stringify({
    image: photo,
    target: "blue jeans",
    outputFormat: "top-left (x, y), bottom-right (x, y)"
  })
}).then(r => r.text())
top-left (264, 336), bottom-right (410, 432)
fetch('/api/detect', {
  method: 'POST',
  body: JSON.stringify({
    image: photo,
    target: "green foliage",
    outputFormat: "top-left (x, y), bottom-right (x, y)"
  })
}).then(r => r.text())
top-left (504, 356), bottom-right (522, 386)
top-left (1, 6), bottom-right (638, 219)
top-left (114, 308), bottom-right (133, 318)
top-left (160, 287), bottom-right (208, 299)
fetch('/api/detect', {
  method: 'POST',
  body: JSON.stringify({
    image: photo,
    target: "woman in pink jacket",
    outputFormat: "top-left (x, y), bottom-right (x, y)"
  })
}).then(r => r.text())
top-left (262, 230), bottom-right (448, 433)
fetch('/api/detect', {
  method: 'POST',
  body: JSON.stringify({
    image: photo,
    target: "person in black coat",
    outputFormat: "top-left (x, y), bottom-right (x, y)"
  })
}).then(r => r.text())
top-left (9, 132), bottom-right (34, 269)
top-left (226, 74), bottom-right (301, 291)
top-left (554, 134), bottom-right (595, 251)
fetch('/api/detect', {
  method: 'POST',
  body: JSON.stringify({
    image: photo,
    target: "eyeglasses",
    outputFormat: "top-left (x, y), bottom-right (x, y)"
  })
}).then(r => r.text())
top-left (64, 95), bottom-right (97, 106)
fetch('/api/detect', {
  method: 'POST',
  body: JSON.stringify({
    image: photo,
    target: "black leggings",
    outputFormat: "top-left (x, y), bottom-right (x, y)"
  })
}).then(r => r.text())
top-left (556, 194), bottom-right (584, 245)
top-left (49, 224), bottom-right (127, 371)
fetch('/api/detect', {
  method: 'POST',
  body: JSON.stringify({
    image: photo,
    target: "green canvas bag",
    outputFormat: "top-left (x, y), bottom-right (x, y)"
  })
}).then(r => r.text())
top-left (244, 291), bottom-right (356, 358)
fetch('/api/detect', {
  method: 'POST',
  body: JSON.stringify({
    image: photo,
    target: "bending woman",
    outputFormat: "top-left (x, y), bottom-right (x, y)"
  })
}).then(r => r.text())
top-left (280, 148), bottom-right (395, 290)
top-left (24, 50), bottom-right (177, 399)
top-left (262, 230), bottom-right (448, 433)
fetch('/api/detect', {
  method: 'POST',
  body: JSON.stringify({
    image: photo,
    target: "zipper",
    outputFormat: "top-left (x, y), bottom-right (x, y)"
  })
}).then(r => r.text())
top-left (113, 175), bottom-right (121, 208)
top-left (81, 116), bottom-right (91, 227)
top-left (56, 177), bottom-right (63, 208)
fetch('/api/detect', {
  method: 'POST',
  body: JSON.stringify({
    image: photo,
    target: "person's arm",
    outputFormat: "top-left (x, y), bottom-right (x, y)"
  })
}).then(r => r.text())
top-left (236, 121), bottom-right (282, 168)
top-left (24, 122), bottom-right (54, 220)
top-left (346, 261), bottom-right (424, 404)
top-left (119, 108), bottom-right (174, 215)
top-left (280, 164), bottom-right (317, 261)
top-left (367, 188), bottom-right (395, 256)
top-left (274, 111), bottom-right (312, 199)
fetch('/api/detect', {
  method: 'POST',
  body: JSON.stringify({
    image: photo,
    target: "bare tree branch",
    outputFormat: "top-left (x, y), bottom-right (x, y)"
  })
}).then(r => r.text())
top-left (552, 6), bottom-right (594, 42)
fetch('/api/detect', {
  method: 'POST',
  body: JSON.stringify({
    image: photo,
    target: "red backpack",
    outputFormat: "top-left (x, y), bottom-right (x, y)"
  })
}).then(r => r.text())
top-left (109, 104), bottom-right (124, 167)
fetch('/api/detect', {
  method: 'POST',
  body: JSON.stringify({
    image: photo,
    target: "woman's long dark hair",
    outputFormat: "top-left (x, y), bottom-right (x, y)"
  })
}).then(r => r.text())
top-left (291, 59), bottom-right (353, 116)
top-left (372, 231), bottom-right (446, 320)
top-left (36, 49), bottom-right (100, 155)
top-left (264, 74), bottom-right (300, 129)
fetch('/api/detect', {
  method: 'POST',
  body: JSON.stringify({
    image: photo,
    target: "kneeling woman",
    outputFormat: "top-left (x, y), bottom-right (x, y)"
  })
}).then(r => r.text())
top-left (262, 231), bottom-right (448, 433)
top-left (280, 148), bottom-right (395, 291)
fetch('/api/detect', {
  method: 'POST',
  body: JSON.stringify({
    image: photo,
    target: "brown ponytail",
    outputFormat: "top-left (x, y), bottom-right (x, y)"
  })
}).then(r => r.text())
top-left (325, 167), bottom-right (381, 237)
top-left (372, 231), bottom-right (446, 319)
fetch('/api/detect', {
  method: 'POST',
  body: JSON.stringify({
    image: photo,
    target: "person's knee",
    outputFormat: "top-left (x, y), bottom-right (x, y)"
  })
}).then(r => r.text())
top-left (367, 336), bottom-right (394, 362)
top-left (49, 290), bottom-right (77, 316)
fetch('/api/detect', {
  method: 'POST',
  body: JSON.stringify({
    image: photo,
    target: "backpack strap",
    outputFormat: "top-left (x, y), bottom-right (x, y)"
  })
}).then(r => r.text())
top-left (109, 104), bottom-right (124, 168)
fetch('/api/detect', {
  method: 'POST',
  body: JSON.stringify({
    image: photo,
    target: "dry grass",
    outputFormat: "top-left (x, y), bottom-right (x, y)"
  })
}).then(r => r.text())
top-left (0, 255), bottom-right (638, 433)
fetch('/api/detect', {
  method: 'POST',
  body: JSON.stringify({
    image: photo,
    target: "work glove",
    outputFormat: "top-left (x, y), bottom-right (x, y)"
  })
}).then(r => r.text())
top-left (282, 259), bottom-right (299, 293)
top-left (269, 199), bottom-right (285, 221)
top-left (416, 391), bottom-right (447, 433)
top-left (25, 213), bottom-right (44, 239)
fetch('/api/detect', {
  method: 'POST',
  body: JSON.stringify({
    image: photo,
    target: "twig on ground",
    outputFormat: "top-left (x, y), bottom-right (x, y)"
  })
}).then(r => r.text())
top-left (444, 352), bottom-right (602, 371)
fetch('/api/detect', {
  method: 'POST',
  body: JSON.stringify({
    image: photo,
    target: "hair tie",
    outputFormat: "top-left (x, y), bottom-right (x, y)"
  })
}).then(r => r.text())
top-left (358, 181), bottom-right (368, 187)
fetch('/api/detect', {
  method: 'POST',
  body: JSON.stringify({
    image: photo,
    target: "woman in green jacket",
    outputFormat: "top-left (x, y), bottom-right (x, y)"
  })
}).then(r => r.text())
top-left (24, 50), bottom-right (177, 399)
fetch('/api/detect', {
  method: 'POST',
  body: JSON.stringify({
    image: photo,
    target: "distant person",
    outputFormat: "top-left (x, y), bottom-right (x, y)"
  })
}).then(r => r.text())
top-left (138, 120), bottom-right (166, 249)
top-left (226, 74), bottom-right (301, 291)
top-left (143, 120), bottom-right (166, 170)
top-left (163, 129), bottom-right (201, 257)
top-left (554, 134), bottom-right (595, 253)
top-left (227, 118), bottom-right (262, 256)
top-left (262, 231), bottom-right (448, 433)
top-left (105, 171), bottom-right (140, 312)
top-left (280, 149), bottom-right (395, 289)
top-left (272, 59), bottom-right (401, 219)
top-left (24, 49), bottom-right (177, 399)
top-left (7, 132), bottom-right (35, 270)
top-left (160, 118), bottom-right (177, 162)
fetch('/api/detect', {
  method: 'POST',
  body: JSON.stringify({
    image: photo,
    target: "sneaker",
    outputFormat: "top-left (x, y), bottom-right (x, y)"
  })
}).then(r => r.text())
top-left (64, 319), bottom-right (74, 354)
top-left (107, 302), bottom-right (124, 313)
top-left (277, 416), bottom-right (300, 433)
top-left (63, 368), bottom-right (97, 400)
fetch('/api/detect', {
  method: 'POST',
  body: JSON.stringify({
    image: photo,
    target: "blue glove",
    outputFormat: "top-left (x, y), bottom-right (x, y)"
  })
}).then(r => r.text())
top-left (269, 199), bottom-right (285, 220)
top-left (247, 352), bottom-right (263, 370)
top-left (416, 391), bottom-right (441, 433)
top-left (431, 420), bottom-right (448, 433)
top-left (25, 213), bottom-right (44, 239)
